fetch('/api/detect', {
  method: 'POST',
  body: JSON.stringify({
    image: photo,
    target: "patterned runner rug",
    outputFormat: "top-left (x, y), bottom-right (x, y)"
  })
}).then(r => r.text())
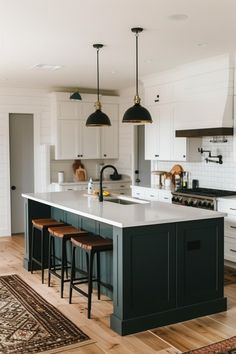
top-left (184, 336), bottom-right (236, 353)
top-left (0, 274), bottom-right (92, 354)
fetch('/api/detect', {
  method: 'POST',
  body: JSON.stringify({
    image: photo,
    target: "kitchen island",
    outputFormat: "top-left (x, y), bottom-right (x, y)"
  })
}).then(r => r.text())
top-left (22, 191), bottom-right (227, 335)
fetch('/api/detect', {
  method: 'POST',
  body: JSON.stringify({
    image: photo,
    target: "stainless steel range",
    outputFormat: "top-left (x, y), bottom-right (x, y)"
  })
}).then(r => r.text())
top-left (172, 188), bottom-right (236, 210)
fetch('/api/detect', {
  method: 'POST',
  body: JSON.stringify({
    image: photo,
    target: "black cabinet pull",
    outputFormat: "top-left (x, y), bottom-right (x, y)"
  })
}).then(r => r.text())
top-left (230, 226), bottom-right (236, 229)
top-left (11, 186), bottom-right (16, 190)
top-left (154, 94), bottom-right (160, 103)
top-left (155, 154), bottom-right (159, 157)
top-left (183, 155), bottom-right (186, 158)
top-left (187, 240), bottom-right (201, 250)
top-left (104, 154), bottom-right (107, 157)
top-left (230, 208), bottom-right (236, 211)
top-left (230, 248), bottom-right (236, 253)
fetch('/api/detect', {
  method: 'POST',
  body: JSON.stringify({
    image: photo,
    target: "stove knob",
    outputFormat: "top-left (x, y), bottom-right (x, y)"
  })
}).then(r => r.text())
top-left (193, 200), bottom-right (198, 207)
top-left (198, 201), bottom-right (203, 207)
top-left (184, 199), bottom-right (189, 206)
top-left (202, 201), bottom-right (207, 208)
top-left (188, 199), bottom-right (194, 206)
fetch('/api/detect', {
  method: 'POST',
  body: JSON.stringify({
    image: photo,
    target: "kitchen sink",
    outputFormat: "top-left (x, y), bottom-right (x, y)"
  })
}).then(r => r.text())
top-left (104, 197), bottom-right (149, 205)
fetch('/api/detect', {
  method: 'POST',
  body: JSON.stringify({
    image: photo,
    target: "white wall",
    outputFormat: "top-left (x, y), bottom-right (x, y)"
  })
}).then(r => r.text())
top-left (0, 88), bottom-right (51, 236)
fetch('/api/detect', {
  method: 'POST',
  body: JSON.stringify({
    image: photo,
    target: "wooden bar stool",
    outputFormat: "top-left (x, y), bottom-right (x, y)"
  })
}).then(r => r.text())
top-left (69, 234), bottom-right (113, 319)
top-left (30, 218), bottom-right (65, 284)
top-left (47, 225), bottom-right (88, 298)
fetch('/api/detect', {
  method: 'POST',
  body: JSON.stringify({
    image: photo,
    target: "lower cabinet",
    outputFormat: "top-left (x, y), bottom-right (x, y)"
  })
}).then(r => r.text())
top-left (131, 185), bottom-right (172, 203)
top-left (112, 217), bottom-right (225, 334)
top-left (176, 219), bottom-right (224, 306)
top-left (217, 198), bottom-right (236, 262)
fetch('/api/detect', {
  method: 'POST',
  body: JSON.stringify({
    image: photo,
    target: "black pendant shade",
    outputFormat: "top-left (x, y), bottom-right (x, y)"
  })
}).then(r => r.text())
top-left (122, 27), bottom-right (152, 124)
top-left (123, 103), bottom-right (152, 124)
top-left (70, 91), bottom-right (82, 100)
top-left (86, 109), bottom-right (111, 126)
top-left (86, 44), bottom-right (111, 127)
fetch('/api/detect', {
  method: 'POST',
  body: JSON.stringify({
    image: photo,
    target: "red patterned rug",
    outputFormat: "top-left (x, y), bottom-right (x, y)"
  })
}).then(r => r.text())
top-left (0, 274), bottom-right (92, 353)
top-left (184, 336), bottom-right (236, 353)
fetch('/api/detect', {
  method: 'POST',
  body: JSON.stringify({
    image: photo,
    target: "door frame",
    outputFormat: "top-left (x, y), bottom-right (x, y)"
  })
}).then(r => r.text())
top-left (6, 106), bottom-right (41, 236)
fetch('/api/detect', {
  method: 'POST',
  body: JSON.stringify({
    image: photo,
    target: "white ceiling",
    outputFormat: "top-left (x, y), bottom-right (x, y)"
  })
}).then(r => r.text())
top-left (0, 0), bottom-right (236, 91)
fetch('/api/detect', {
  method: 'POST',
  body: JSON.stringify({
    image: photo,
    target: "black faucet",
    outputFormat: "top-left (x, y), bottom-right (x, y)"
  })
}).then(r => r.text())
top-left (99, 165), bottom-right (118, 202)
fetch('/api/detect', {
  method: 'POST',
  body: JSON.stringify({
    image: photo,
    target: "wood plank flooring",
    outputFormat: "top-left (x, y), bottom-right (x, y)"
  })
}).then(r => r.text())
top-left (1, 235), bottom-right (236, 354)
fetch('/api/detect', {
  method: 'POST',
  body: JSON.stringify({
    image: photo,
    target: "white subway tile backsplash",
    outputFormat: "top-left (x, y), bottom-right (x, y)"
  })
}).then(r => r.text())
top-left (154, 137), bottom-right (236, 190)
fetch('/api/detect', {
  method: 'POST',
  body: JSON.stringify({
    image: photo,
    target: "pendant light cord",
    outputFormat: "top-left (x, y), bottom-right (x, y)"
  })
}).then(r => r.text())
top-left (97, 47), bottom-right (100, 103)
top-left (135, 31), bottom-right (139, 98)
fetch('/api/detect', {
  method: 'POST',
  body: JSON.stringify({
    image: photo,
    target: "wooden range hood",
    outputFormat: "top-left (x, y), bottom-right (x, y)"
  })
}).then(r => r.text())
top-left (175, 127), bottom-right (234, 138)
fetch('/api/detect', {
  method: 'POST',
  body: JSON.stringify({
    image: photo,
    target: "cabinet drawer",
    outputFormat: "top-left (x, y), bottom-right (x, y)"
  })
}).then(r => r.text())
top-left (217, 200), bottom-right (236, 216)
top-left (145, 189), bottom-right (159, 201)
top-left (158, 190), bottom-right (172, 203)
top-left (225, 237), bottom-right (236, 262)
top-left (225, 216), bottom-right (236, 238)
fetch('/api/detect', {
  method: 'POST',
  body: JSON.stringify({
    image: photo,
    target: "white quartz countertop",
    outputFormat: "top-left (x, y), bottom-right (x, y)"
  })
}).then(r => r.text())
top-left (22, 191), bottom-right (225, 228)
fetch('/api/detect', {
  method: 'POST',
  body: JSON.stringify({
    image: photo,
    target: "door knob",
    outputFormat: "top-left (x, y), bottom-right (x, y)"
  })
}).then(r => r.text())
top-left (11, 186), bottom-right (16, 190)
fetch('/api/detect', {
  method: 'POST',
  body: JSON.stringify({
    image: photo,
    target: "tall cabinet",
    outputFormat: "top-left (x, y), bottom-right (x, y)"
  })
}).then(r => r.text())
top-left (51, 92), bottom-right (119, 160)
top-left (144, 83), bottom-right (201, 162)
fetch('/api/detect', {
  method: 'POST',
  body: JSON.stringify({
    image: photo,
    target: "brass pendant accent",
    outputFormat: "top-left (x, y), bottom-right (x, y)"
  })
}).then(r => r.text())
top-left (94, 101), bottom-right (102, 110)
top-left (134, 95), bottom-right (141, 104)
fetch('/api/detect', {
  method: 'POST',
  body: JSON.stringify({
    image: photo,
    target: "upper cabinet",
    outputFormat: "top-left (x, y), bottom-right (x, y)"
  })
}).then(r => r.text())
top-left (145, 83), bottom-right (174, 106)
top-left (51, 93), bottom-right (119, 160)
top-left (145, 104), bottom-right (201, 162)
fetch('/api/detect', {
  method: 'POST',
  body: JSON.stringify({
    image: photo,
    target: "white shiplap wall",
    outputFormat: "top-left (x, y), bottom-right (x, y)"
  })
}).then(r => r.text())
top-left (0, 88), bottom-right (51, 236)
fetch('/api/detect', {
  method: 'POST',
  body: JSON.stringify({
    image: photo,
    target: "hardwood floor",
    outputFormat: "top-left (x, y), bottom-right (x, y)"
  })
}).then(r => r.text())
top-left (1, 234), bottom-right (236, 354)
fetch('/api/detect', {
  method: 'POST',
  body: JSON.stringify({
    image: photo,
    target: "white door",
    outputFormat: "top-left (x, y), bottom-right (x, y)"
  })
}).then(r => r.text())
top-left (9, 114), bottom-right (34, 234)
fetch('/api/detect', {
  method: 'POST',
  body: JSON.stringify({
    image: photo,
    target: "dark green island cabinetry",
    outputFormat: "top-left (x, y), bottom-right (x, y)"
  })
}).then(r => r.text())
top-left (22, 192), bottom-right (226, 335)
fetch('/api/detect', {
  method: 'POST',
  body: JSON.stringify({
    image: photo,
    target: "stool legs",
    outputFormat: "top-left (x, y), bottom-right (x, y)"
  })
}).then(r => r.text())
top-left (96, 252), bottom-right (101, 300)
top-left (88, 251), bottom-right (94, 319)
top-left (61, 238), bottom-right (66, 298)
top-left (30, 225), bottom-right (35, 274)
top-left (69, 245), bottom-right (76, 304)
top-left (30, 225), bottom-right (46, 284)
top-left (41, 229), bottom-right (46, 284)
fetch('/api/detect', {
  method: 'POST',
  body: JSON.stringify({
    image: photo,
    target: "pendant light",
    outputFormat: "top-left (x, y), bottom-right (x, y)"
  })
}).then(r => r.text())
top-left (70, 91), bottom-right (82, 100)
top-left (122, 27), bottom-right (152, 124)
top-left (86, 44), bottom-right (111, 127)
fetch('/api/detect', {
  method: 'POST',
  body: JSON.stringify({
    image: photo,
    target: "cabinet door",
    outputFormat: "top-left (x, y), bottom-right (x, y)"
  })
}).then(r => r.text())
top-left (176, 218), bottom-right (224, 306)
top-left (171, 116), bottom-right (187, 161)
top-left (56, 119), bottom-right (81, 159)
top-left (81, 103), bottom-right (100, 159)
top-left (145, 106), bottom-right (160, 160)
top-left (145, 83), bottom-right (173, 106)
top-left (100, 103), bottom-right (119, 159)
top-left (121, 223), bottom-right (176, 317)
top-left (158, 104), bottom-right (172, 160)
top-left (101, 120), bottom-right (119, 159)
top-left (145, 104), bottom-right (172, 161)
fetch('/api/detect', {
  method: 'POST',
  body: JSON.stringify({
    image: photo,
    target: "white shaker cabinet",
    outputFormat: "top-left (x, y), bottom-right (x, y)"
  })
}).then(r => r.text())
top-left (100, 102), bottom-right (119, 159)
top-left (145, 104), bottom-right (172, 161)
top-left (51, 93), bottom-right (119, 160)
top-left (145, 103), bottom-right (201, 162)
top-left (217, 198), bottom-right (236, 263)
